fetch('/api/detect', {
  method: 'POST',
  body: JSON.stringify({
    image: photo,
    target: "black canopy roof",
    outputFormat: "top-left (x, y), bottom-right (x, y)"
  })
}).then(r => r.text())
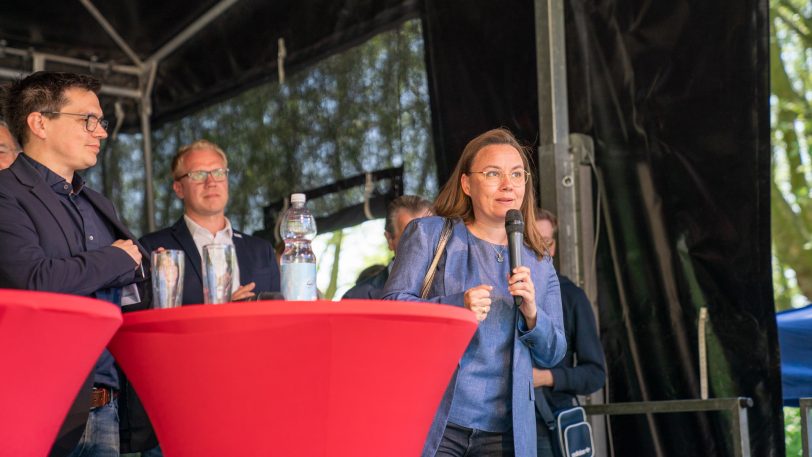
top-left (0, 0), bottom-right (418, 129)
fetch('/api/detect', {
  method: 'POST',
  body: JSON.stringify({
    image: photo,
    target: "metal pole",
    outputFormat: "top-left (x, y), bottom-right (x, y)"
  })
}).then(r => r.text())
top-left (33, 54), bottom-right (45, 72)
top-left (699, 307), bottom-right (709, 399)
top-left (583, 398), bottom-right (751, 457)
top-left (79, 0), bottom-right (144, 67)
top-left (801, 398), bottom-right (811, 457)
top-left (535, 0), bottom-right (580, 280)
top-left (0, 67), bottom-right (141, 98)
top-left (147, 0), bottom-right (242, 65)
top-left (140, 64), bottom-right (157, 233)
top-left (730, 398), bottom-right (752, 457)
top-left (535, 1), bottom-right (604, 454)
top-left (0, 45), bottom-right (141, 75)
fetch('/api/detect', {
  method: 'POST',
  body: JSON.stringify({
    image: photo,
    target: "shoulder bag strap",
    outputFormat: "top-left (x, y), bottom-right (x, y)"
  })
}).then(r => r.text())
top-left (420, 218), bottom-right (453, 299)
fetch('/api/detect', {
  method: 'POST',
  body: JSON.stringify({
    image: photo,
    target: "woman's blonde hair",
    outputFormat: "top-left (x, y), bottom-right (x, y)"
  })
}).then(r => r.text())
top-left (433, 128), bottom-right (549, 258)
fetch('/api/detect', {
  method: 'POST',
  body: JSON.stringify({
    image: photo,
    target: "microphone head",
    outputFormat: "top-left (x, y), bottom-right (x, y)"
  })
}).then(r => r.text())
top-left (505, 209), bottom-right (524, 234)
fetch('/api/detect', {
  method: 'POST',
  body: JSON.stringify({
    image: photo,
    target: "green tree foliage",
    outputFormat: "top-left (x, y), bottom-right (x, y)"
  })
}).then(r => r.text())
top-left (771, 0), bottom-right (812, 311)
top-left (783, 407), bottom-right (802, 456)
top-left (153, 18), bottom-right (435, 236)
top-left (771, 1), bottom-right (809, 450)
top-left (323, 230), bottom-right (344, 299)
top-left (90, 19), bottom-right (435, 244)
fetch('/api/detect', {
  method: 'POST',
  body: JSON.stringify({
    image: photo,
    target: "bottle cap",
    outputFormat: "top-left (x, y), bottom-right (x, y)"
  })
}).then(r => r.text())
top-left (290, 193), bottom-right (306, 204)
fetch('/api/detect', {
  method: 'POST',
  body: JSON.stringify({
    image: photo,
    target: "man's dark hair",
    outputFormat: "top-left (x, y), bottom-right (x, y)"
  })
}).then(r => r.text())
top-left (384, 195), bottom-right (432, 235)
top-left (0, 71), bottom-right (102, 147)
top-left (535, 208), bottom-right (558, 233)
top-left (356, 264), bottom-right (387, 283)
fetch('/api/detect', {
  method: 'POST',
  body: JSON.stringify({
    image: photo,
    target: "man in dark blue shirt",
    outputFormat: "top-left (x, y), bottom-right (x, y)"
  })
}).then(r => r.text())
top-left (532, 209), bottom-right (606, 457)
top-left (0, 72), bottom-right (147, 457)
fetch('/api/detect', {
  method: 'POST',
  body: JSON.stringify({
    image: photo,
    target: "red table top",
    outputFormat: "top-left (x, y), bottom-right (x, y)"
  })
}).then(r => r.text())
top-left (0, 289), bottom-right (122, 456)
top-left (109, 299), bottom-right (476, 457)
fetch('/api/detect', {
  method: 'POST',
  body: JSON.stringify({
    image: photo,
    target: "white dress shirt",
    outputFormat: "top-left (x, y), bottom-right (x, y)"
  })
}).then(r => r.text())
top-left (184, 214), bottom-right (241, 292)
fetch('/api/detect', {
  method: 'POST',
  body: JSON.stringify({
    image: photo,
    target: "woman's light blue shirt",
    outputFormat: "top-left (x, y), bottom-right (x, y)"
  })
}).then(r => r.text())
top-left (383, 216), bottom-right (566, 457)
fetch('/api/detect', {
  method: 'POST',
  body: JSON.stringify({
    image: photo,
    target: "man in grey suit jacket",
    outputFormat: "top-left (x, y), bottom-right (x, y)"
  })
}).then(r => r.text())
top-left (121, 139), bottom-right (280, 455)
top-left (0, 72), bottom-right (147, 456)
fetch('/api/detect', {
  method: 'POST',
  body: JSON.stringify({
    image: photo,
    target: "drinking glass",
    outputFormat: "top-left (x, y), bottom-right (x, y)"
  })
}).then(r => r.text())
top-left (151, 249), bottom-right (185, 309)
top-left (202, 244), bottom-right (234, 304)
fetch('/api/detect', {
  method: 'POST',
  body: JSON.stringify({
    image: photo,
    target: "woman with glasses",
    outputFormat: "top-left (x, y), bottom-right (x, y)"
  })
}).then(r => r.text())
top-left (383, 128), bottom-right (566, 457)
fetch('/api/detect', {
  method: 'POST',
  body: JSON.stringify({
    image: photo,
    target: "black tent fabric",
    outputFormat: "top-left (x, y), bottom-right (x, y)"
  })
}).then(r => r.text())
top-left (422, 0), bottom-right (779, 455)
top-left (420, 0), bottom-right (542, 181)
top-left (580, 1), bottom-right (779, 455)
top-left (0, 0), bottom-right (419, 129)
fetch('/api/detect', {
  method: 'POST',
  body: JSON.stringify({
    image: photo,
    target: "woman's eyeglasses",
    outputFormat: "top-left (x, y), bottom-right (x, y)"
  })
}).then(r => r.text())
top-left (468, 169), bottom-right (530, 186)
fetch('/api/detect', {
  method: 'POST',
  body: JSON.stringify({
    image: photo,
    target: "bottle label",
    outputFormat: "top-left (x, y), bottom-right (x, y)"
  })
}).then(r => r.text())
top-left (281, 263), bottom-right (318, 301)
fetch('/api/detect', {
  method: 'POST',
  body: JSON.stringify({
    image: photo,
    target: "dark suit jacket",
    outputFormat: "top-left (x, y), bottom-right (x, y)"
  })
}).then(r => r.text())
top-left (342, 266), bottom-right (389, 299)
top-left (0, 155), bottom-right (149, 456)
top-left (141, 216), bottom-right (279, 305)
top-left (0, 156), bottom-right (148, 294)
top-left (118, 216), bottom-right (281, 452)
top-left (139, 217), bottom-right (280, 304)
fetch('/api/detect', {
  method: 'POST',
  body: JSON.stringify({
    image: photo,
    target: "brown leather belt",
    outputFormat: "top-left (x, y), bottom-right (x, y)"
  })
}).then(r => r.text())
top-left (90, 386), bottom-right (118, 409)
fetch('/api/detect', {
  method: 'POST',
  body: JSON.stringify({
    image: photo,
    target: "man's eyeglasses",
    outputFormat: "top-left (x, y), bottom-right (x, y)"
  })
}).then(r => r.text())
top-left (468, 169), bottom-right (530, 186)
top-left (40, 112), bottom-right (109, 132)
top-left (175, 168), bottom-right (230, 182)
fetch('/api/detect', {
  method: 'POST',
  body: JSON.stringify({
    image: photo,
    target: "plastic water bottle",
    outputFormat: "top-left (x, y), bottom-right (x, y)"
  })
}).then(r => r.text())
top-left (280, 193), bottom-right (318, 300)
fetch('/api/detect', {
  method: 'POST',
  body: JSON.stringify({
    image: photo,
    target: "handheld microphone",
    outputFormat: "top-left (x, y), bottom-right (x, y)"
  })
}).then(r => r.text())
top-left (505, 209), bottom-right (524, 307)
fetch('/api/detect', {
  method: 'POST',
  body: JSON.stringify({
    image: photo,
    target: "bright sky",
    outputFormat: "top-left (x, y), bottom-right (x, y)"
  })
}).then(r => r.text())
top-left (311, 218), bottom-right (391, 299)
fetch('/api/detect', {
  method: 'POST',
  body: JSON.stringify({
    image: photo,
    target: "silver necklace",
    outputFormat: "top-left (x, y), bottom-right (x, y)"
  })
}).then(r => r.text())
top-left (492, 244), bottom-right (505, 263)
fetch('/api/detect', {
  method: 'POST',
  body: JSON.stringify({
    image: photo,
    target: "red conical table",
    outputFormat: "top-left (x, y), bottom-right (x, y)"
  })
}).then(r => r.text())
top-left (109, 299), bottom-right (476, 457)
top-left (0, 290), bottom-right (123, 456)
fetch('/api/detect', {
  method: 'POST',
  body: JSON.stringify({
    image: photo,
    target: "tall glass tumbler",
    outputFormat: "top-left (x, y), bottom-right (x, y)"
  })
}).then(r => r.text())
top-left (151, 249), bottom-right (185, 309)
top-left (202, 244), bottom-right (234, 304)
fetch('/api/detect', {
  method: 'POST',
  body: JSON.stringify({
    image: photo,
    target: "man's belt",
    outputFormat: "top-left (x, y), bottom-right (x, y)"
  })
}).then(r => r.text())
top-left (90, 386), bottom-right (118, 409)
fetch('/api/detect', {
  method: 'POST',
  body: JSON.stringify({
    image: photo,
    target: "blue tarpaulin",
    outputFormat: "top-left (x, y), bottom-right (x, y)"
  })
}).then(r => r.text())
top-left (777, 304), bottom-right (812, 406)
